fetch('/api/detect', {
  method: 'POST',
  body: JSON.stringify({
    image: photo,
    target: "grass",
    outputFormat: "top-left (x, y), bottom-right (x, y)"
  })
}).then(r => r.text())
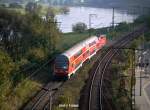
top-left (57, 32), bottom-right (89, 51)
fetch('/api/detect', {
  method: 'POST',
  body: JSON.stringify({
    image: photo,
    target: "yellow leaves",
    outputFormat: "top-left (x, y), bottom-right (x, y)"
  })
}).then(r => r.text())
top-left (28, 47), bottom-right (46, 61)
top-left (31, 21), bottom-right (45, 36)
top-left (0, 50), bottom-right (15, 80)
top-left (0, 79), bottom-right (41, 110)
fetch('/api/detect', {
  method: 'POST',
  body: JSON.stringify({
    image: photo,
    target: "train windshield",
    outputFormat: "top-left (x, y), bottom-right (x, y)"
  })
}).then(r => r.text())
top-left (55, 55), bottom-right (69, 69)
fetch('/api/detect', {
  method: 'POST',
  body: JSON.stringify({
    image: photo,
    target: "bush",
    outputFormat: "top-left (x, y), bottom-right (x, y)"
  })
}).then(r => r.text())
top-left (116, 22), bottom-right (129, 32)
top-left (0, 50), bottom-right (16, 105)
top-left (134, 15), bottom-right (150, 27)
top-left (0, 79), bottom-right (40, 110)
top-left (0, 8), bottom-right (60, 61)
top-left (0, 50), bottom-right (15, 83)
top-left (72, 22), bottom-right (87, 33)
top-left (27, 48), bottom-right (46, 62)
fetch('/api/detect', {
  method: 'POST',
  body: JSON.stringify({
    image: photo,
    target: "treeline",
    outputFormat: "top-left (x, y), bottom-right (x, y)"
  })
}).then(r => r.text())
top-left (0, 7), bottom-right (61, 107)
top-left (0, 7), bottom-right (60, 61)
top-left (0, 0), bottom-right (82, 5)
top-left (1, 0), bottom-right (150, 7)
top-left (85, 0), bottom-right (150, 7)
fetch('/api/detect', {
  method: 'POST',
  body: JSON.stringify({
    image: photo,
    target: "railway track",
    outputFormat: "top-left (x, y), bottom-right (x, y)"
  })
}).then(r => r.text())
top-left (22, 57), bottom-right (65, 110)
top-left (23, 81), bottom-right (64, 110)
top-left (23, 25), bottom-right (148, 110)
top-left (80, 25), bottom-right (148, 110)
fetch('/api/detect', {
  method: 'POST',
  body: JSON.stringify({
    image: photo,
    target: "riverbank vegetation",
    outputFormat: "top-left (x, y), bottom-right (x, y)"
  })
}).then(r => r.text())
top-left (72, 22), bottom-right (87, 33)
top-left (0, 2), bottom-right (70, 16)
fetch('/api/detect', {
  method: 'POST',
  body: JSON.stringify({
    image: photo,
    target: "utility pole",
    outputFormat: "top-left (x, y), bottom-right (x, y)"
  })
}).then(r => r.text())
top-left (139, 33), bottom-right (145, 96)
top-left (49, 91), bottom-right (52, 110)
top-left (89, 14), bottom-right (97, 37)
top-left (131, 49), bottom-right (136, 110)
top-left (112, 8), bottom-right (115, 29)
top-left (41, 87), bottom-right (58, 110)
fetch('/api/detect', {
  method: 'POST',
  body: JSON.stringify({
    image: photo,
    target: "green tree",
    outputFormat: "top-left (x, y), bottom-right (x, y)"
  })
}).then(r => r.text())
top-left (0, 50), bottom-right (15, 83)
top-left (0, 8), bottom-right (61, 62)
top-left (72, 22), bottom-right (87, 33)
top-left (0, 50), bottom-right (15, 102)
top-left (0, 8), bottom-right (23, 60)
top-left (0, 6), bottom-right (61, 110)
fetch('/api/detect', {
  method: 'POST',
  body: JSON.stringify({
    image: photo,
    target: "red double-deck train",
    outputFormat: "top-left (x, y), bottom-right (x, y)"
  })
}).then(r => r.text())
top-left (54, 35), bottom-right (107, 79)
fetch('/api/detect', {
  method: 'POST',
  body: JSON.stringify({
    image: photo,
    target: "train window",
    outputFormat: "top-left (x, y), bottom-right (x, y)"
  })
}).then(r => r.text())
top-left (90, 49), bottom-right (96, 55)
top-left (55, 55), bottom-right (69, 69)
top-left (74, 50), bottom-right (82, 59)
top-left (83, 50), bottom-right (89, 57)
top-left (83, 53), bottom-right (86, 57)
top-left (74, 61), bottom-right (82, 69)
top-left (89, 41), bottom-right (96, 47)
top-left (71, 63), bottom-right (74, 68)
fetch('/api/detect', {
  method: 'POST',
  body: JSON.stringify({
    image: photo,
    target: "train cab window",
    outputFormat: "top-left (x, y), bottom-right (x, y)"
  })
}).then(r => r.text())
top-left (101, 35), bottom-right (106, 39)
top-left (55, 55), bottom-right (69, 70)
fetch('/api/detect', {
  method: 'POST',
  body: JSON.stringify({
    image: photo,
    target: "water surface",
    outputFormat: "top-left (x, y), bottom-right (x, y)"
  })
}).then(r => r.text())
top-left (56, 7), bottom-right (138, 33)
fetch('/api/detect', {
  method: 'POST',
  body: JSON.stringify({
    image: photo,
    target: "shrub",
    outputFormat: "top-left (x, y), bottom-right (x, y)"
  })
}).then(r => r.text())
top-left (116, 22), bottom-right (129, 32)
top-left (27, 48), bottom-right (46, 62)
top-left (72, 22), bottom-right (87, 33)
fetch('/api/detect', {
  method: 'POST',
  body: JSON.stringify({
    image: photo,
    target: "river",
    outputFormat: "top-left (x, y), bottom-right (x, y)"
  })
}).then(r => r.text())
top-left (55, 7), bottom-right (139, 33)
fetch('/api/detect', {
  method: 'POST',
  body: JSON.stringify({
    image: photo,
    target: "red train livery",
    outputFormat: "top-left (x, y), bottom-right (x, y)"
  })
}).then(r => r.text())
top-left (54, 35), bottom-right (107, 79)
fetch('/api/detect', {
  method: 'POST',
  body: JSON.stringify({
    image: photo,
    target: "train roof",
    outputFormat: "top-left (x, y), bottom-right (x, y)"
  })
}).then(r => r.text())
top-left (62, 36), bottom-right (98, 58)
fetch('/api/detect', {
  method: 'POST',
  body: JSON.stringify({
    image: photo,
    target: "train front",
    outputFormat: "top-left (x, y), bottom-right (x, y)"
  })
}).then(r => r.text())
top-left (54, 55), bottom-right (69, 79)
